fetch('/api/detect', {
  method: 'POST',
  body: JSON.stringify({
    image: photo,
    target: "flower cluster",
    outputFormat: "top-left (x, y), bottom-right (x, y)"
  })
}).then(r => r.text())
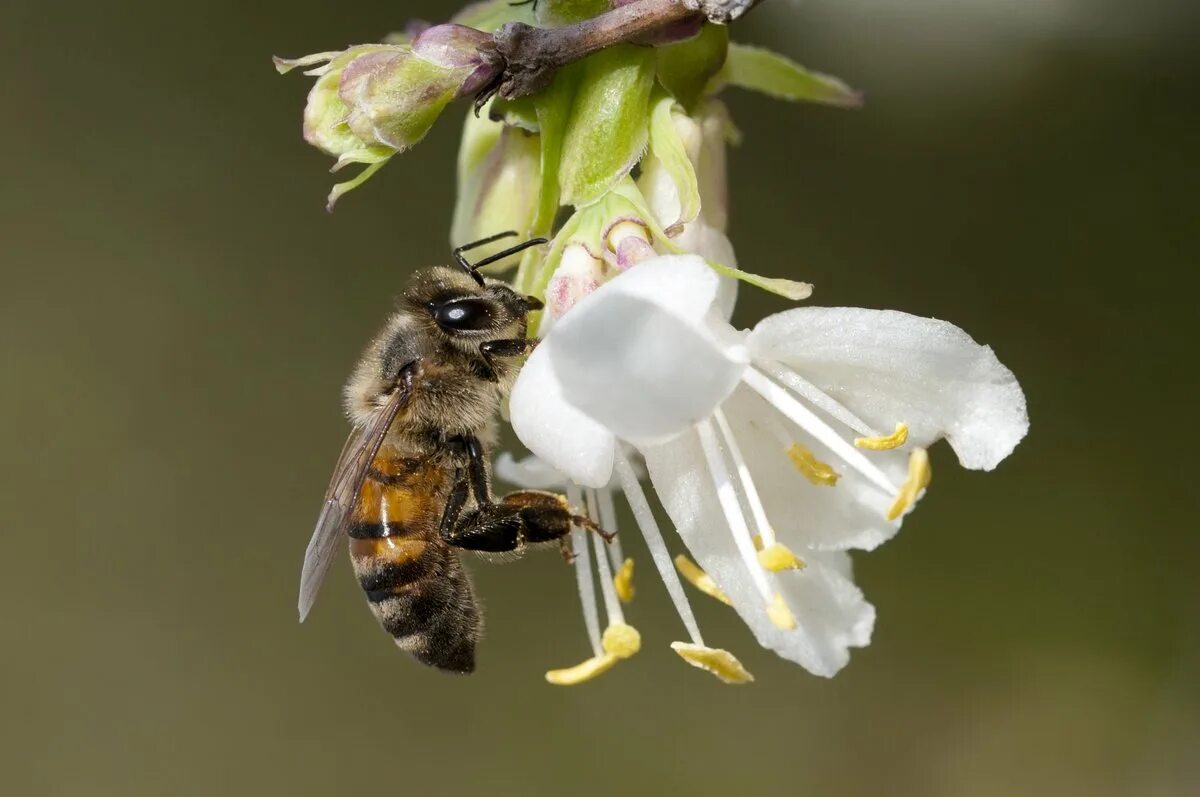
top-left (277, 0), bottom-right (1028, 684)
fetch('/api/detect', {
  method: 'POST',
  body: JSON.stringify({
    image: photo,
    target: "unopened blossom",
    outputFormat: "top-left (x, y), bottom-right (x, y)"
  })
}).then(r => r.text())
top-left (276, 24), bottom-right (501, 208)
top-left (511, 255), bottom-right (1028, 675)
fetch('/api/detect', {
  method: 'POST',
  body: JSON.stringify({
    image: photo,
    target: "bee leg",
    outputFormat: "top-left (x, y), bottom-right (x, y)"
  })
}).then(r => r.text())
top-left (442, 490), bottom-right (613, 553)
top-left (437, 468), bottom-right (471, 540)
top-left (477, 338), bottom-right (537, 382)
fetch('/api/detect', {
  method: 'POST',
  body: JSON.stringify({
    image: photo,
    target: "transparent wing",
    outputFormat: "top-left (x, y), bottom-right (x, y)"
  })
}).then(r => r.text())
top-left (297, 364), bottom-right (419, 621)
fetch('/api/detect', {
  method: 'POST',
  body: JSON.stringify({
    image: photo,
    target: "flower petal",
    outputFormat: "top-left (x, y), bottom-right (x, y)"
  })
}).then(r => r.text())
top-left (509, 344), bottom-right (616, 487)
top-left (642, 429), bottom-right (875, 677)
top-left (545, 256), bottom-right (748, 445)
top-left (748, 308), bottom-right (1028, 470)
top-left (493, 452), bottom-right (567, 490)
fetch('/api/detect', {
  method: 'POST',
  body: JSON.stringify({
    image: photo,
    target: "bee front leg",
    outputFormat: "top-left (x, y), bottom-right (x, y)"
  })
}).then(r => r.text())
top-left (477, 338), bottom-right (537, 382)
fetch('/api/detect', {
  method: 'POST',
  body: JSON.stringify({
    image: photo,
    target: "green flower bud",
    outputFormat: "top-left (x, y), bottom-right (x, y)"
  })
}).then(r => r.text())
top-left (558, 45), bottom-right (656, 208)
top-left (451, 112), bottom-right (542, 266)
top-left (275, 24), bottom-right (502, 208)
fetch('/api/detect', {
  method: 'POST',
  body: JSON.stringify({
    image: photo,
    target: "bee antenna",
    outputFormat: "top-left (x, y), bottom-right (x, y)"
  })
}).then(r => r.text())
top-left (453, 232), bottom-right (547, 286)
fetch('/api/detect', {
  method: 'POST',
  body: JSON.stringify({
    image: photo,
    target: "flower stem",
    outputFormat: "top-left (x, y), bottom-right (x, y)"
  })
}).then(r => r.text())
top-left (492, 0), bottom-right (761, 99)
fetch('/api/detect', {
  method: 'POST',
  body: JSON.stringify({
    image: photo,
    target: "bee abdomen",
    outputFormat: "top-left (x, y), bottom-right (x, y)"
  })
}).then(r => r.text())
top-left (349, 533), bottom-right (480, 674)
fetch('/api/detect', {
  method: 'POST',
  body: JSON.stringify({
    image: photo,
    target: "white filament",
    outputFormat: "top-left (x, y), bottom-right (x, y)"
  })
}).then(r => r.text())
top-left (742, 366), bottom-right (898, 496)
top-left (587, 489), bottom-right (624, 625)
top-left (597, 486), bottom-right (625, 571)
top-left (567, 483), bottom-right (602, 656)
top-left (696, 420), bottom-right (774, 602)
top-left (712, 407), bottom-right (776, 549)
top-left (615, 450), bottom-right (704, 645)
top-left (757, 359), bottom-right (878, 438)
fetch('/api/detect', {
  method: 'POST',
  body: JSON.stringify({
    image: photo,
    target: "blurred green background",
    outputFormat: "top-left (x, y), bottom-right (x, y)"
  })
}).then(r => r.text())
top-left (2, 0), bottom-right (1197, 795)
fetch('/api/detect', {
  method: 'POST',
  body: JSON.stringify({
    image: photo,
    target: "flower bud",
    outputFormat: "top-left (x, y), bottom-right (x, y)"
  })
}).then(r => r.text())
top-left (276, 25), bottom-right (501, 207)
top-left (340, 25), bottom-right (500, 152)
top-left (451, 113), bottom-right (542, 265)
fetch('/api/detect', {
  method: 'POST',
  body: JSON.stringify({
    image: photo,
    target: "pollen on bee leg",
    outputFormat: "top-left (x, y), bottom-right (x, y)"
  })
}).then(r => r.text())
top-left (787, 443), bottom-right (840, 486)
top-left (767, 592), bottom-right (797, 630)
top-left (614, 558), bottom-right (636, 604)
top-left (671, 642), bottom-right (755, 684)
top-left (674, 555), bottom-right (732, 605)
top-left (855, 422), bottom-right (910, 451)
top-left (886, 447), bottom-right (932, 521)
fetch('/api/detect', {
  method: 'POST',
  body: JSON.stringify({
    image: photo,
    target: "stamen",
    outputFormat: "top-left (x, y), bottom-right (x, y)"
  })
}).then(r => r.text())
top-left (674, 555), bottom-right (732, 605)
top-left (615, 451), bottom-right (705, 645)
top-left (855, 422), bottom-right (909, 451)
top-left (712, 408), bottom-right (778, 549)
top-left (602, 623), bottom-right (641, 659)
top-left (757, 543), bottom-right (806, 572)
top-left (671, 642), bottom-right (755, 684)
top-left (567, 484), bottom-right (602, 657)
top-left (696, 420), bottom-right (774, 602)
top-left (787, 442), bottom-right (841, 486)
top-left (614, 558), bottom-right (636, 604)
top-left (597, 487), bottom-right (626, 572)
top-left (742, 367), bottom-right (898, 497)
top-left (545, 623), bottom-right (642, 686)
top-left (758, 359), bottom-right (878, 438)
top-left (887, 447), bottom-right (932, 521)
top-left (587, 489), bottom-right (625, 625)
top-left (545, 655), bottom-right (617, 685)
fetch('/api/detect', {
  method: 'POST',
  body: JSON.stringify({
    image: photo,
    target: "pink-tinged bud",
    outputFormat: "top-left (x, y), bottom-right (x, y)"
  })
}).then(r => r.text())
top-left (604, 218), bottom-right (656, 271)
top-left (547, 244), bottom-right (605, 320)
top-left (280, 26), bottom-right (501, 159)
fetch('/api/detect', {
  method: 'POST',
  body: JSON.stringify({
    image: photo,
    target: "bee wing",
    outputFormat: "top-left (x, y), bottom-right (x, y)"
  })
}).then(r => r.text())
top-left (298, 365), bottom-right (419, 621)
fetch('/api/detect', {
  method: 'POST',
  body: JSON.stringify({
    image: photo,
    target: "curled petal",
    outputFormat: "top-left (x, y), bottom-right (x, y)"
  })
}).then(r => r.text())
top-left (544, 257), bottom-right (749, 445)
top-left (748, 308), bottom-right (1029, 471)
top-left (509, 344), bottom-right (616, 488)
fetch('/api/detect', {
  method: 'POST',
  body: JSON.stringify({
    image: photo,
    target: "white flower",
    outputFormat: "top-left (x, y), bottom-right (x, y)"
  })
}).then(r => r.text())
top-left (510, 255), bottom-right (1028, 677)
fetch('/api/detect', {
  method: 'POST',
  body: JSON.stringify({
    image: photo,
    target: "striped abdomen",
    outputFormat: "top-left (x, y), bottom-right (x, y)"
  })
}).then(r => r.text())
top-left (348, 450), bottom-right (480, 674)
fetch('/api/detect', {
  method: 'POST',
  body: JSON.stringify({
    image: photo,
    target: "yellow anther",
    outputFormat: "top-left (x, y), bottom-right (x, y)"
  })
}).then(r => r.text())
top-left (674, 555), bottom-right (732, 605)
top-left (544, 623), bottom-right (641, 685)
top-left (767, 592), bottom-right (797, 630)
top-left (886, 447), bottom-right (932, 521)
top-left (544, 655), bottom-right (618, 686)
top-left (757, 543), bottom-right (806, 572)
top-left (601, 623), bottom-right (641, 659)
top-left (787, 443), bottom-right (840, 486)
top-left (855, 422), bottom-right (910, 451)
top-left (670, 642), bottom-right (755, 684)
top-left (613, 558), bottom-right (636, 604)
top-left (752, 534), bottom-right (764, 551)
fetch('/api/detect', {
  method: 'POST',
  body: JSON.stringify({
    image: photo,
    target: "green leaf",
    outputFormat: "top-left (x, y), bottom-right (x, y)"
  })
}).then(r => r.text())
top-left (656, 23), bottom-right (729, 111)
top-left (645, 89), bottom-right (700, 235)
top-left (710, 44), bottom-right (863, 109)
top-left (558, 46), bottom-right (655, 208)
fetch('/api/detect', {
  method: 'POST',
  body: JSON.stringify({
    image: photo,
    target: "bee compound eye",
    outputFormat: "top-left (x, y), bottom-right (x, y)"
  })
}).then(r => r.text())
top-left (434, 298), bottom-right (495, 332)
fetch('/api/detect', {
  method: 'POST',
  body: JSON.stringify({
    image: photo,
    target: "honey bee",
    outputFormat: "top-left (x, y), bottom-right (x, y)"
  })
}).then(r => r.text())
top-left (299, 232), bottom-right (610, 674)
